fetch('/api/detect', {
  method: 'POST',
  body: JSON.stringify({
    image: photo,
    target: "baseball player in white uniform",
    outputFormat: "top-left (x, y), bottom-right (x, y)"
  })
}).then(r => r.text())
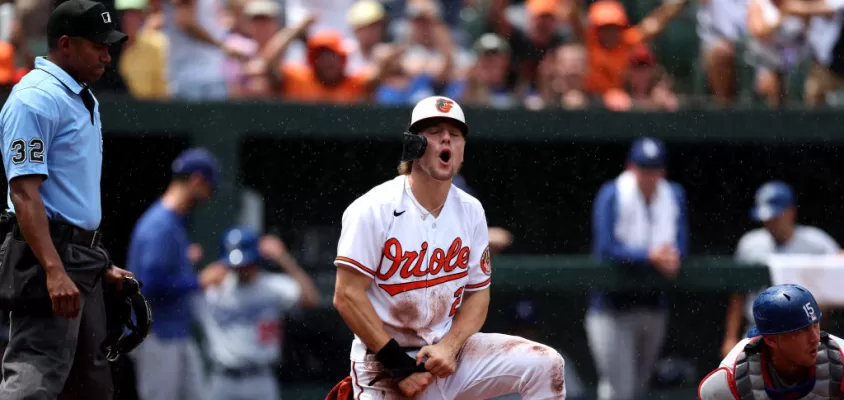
top-left (331, 96), bottom-right (566, 399)
top-left (193, 226), bottom-right (320, 400)
top-left (700, 284), bottom-right (844, 399)
top-left (720, 181), bottom-right (840, 358)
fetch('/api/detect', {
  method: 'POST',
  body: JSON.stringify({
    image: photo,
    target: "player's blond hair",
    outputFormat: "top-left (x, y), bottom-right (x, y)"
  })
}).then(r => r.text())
top-left (398, 160), bottom-right (412, 175)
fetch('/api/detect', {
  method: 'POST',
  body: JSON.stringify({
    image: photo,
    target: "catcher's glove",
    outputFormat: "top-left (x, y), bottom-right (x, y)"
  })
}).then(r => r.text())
top-left (101, 277), bottom-right (152, 362)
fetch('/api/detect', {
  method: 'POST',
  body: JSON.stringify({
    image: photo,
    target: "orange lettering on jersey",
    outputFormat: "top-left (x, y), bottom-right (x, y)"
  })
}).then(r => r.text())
top-left (408, 241), bottom-right (428, 278)
top-left (429, 249), bottom-right (445, 275)
top-left (377, 237), bottom-right (470, 296)
top-left (378, 239), bottom-right (404, 280)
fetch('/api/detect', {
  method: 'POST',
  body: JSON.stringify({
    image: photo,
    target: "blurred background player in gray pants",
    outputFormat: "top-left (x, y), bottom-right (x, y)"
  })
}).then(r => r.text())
top-left (585, 137), bottom-right (689, 400)
top-left (719, 180), bottom-right (841, 358)
top-left (127, 149), bottom-right (227, 400)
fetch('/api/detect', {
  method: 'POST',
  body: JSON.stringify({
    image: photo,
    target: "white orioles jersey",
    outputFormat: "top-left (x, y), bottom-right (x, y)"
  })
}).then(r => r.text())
top-left (335, 175), bottom-right (492, 362)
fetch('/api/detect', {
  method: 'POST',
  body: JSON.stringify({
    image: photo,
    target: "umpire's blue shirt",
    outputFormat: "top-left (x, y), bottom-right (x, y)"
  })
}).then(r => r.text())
top-left (126, 200), bottom-right (198, 340)
top-left (0, 57), bottom-right (103, 230)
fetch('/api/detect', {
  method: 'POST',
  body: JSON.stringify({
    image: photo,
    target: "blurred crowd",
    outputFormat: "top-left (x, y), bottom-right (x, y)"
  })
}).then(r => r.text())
top-left (4, 0), bottom-right (844, 109)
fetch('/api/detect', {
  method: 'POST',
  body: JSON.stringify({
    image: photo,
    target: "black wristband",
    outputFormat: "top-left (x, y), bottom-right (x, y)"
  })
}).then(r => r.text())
top-left (370, 339), bottom-right (424, 384)
top-left (375, 339), bottom-right (417, 371)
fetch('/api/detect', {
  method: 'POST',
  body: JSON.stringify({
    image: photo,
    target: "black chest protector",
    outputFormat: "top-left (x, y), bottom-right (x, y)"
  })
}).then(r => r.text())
top-left (733, 332), bottom-right (844, 400)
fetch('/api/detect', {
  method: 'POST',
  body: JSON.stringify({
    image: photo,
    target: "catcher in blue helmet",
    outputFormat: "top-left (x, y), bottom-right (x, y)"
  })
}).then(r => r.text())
top-left (699, 284), bottom-right (844, 399)
top-left (192, 226), bottom-right (320, 400)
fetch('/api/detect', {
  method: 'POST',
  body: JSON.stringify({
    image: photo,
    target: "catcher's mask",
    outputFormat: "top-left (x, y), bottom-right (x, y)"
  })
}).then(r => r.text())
top-left (401, 96), bottom-right (468, 162)
top-left (102, 277), bottom-right (152, 362)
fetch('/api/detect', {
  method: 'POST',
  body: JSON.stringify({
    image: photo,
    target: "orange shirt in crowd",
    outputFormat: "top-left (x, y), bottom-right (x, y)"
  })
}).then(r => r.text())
top-left (279, 64), bottom-right (369, 103)
top-left (584, 26), bottom-right (643, 94)
top-left (0, 42), bottom-right (29, 86)
top-left (583, 0), bottom-right (642, 94)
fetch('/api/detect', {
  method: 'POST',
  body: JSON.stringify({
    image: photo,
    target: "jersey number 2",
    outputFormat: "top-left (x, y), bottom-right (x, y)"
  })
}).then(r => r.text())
top-left (10, 139), bottom-right (44, 165)
top-left (449, 287), bottom-right (465, 317)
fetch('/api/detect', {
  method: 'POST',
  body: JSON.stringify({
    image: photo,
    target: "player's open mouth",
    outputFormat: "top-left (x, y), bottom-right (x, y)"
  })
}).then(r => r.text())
top-left (439, 150), bottom-right (451, 163)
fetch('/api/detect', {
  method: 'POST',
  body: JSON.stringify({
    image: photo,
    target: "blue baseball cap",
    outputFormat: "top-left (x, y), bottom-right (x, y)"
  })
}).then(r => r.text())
top-left (172, 148), bottom-right (221, 190)
top-left (628, 137), bottom-right (667, 169)
top-left (750, 181), bottom-right (796, 222)
top-left (220, 226), bottom-right (261, 268)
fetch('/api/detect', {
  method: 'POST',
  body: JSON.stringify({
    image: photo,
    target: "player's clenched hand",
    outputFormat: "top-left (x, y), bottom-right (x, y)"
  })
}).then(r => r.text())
top-left (258, 235), bottom-right (287, 260)
top-left (649, 245), bottom-right (680, 280)
top-left (397, 372), bottom-right (433, 397)
top-left (416, 342), bottom-right (460, 378)
top-left (187, 243), bottom-right (204, 264)
top-left (46, 267), bottom-right (80, 319)
top-left (199, 262), bottom-right (228, 289)
top-left (103, 265), bottom-right (135, 290)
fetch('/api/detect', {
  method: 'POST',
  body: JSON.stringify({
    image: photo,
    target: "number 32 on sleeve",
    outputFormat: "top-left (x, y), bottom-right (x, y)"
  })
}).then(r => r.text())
top-left (10, 138), bottom-right (44, 165)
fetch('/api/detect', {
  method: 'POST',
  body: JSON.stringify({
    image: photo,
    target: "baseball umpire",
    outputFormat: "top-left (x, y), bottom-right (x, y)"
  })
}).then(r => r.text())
top-left (699, 284), bottom-right (844, 399)
top-left (0, 1), bottom-right (144, 398)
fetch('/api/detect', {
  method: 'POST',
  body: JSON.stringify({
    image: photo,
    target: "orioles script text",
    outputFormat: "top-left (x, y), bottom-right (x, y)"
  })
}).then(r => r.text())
top-left (377, 237), bottom-right (470, 296)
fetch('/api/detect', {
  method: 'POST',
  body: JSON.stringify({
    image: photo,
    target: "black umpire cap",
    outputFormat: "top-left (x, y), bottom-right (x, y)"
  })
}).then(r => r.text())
top-left (47, 0), bottom-right (128, 45)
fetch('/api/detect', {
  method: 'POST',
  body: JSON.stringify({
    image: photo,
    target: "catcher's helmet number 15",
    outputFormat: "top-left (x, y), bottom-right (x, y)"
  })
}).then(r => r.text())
top-left (401, 96), bottom-right (469, 162)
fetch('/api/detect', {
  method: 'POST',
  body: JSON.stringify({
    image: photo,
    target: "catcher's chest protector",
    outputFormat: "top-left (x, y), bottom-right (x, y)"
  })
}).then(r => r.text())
top-left (733, 333), bottom-right (844, 400)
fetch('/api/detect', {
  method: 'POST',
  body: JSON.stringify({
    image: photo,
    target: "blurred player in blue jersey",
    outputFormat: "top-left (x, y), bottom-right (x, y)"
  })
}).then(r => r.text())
top-left (127, 148), bottom-right (228, 400)
top-left (588, 137), bottom-right (689, 400)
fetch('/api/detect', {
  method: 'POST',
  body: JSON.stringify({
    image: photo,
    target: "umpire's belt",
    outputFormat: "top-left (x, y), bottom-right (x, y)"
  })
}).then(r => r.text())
top-left (11, 220), bottom-right (102, 248)
top-left (215, 363), bottom-right (273, 378)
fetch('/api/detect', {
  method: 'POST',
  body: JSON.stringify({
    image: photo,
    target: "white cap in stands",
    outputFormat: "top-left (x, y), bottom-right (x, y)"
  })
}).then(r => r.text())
top-left (409, 96), bottom-right (468, 135)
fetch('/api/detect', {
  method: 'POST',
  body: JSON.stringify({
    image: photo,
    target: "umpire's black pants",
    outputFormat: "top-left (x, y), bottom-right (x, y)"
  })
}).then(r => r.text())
top-left (0, 229), bottom-right (112, 400)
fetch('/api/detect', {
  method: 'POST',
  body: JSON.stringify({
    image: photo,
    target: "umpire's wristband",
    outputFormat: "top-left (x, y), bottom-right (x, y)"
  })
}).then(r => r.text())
top-left (372, 338), bottom-right (421, 383)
